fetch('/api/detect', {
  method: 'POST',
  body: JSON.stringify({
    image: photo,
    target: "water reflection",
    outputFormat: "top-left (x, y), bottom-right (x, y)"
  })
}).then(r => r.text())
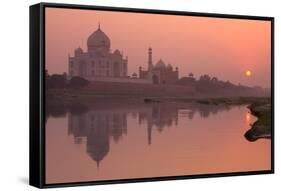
top-left (46, 99), bottom-right (236, 165)
top-left (245, 112), bottom-right (251, 127)
top-left (68, 109), bottom-right (127, 166)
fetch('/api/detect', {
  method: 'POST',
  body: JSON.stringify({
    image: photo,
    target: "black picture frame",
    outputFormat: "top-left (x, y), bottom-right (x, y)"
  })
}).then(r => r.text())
top-left (30, 2), bottom-right (274, 189)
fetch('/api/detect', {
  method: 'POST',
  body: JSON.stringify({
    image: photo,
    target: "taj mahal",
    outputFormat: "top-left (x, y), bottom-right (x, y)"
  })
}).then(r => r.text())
top-left (68, 24), bottom-right (179, 84)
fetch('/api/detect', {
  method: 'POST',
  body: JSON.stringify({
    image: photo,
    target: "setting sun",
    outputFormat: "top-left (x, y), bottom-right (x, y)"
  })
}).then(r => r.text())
top-left (246, 70), bottom-right (251, 77)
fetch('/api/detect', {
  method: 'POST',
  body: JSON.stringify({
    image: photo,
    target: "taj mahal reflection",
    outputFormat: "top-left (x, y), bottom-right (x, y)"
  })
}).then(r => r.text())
top-left (68, 109), bottom-right (127, 167)
top-left (138, 104), bottom-right (179, 145)
top-left (58, 101), bottom-right (232, 166)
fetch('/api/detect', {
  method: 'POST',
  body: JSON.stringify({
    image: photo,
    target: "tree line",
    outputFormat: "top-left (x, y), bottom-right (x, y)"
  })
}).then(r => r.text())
top-left (45, 71), bottom-right (268, 97)
top-left (45, 71), bottom-right (89, 89)
top-left (176, 73), bottom-right (267, 96)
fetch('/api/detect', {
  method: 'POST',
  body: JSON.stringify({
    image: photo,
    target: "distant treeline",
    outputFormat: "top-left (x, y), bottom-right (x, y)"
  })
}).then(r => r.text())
top-left (45, 72), bottom-right (270, 97)
top-left (46, 73), bottom-right (89, 89)
top-left (175, 74), bottom-right (270, 97)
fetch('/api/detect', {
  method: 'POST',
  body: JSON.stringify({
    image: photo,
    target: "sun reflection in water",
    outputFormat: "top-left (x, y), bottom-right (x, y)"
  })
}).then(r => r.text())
top-left (246, 112), bottom-right (251, 127)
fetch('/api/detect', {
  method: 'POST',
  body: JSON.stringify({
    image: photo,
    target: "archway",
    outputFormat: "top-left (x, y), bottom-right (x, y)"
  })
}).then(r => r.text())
top-left (79, 61), bottom-right (87, 77)
top-left (113, 62), bottom-right (120, 77)
top-left (152, 74), bottom-right (159, 84)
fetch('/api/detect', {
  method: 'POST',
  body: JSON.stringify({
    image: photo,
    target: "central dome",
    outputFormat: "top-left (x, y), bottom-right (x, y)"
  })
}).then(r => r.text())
top-left (155, 59), bottom-right (166, 68)
top-left (87, 25), bottom-right (111, 52)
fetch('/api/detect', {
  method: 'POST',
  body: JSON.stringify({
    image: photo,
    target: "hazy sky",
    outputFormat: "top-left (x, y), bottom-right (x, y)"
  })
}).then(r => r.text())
top-left (46, 8), bottom-right (271, 87)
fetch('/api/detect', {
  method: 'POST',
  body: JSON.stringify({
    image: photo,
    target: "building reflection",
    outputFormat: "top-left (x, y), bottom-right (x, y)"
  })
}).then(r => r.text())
top-left (138, 104), bottom-right (178, 145)
top-left (46, 100), bottom-right (232, 165)
top-left (68, 110), bottom-right (127, 167)
top-left (67, 103), bottom-right (180, 165)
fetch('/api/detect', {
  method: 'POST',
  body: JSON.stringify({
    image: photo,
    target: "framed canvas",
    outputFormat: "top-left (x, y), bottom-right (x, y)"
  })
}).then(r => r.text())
top-left (30, 2), bottom-right (274, 188)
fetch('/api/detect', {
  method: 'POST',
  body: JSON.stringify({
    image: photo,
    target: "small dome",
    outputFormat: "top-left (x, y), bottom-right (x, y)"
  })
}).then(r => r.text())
top-left (87, 24), bottom-right (110, 51)
top-left (167, 64), bottom-right (173, 70)
top-left (74, 47), bottom-right (83, 56)
top-left (113, 49), bottom-right (121, 55)
top-left (155, 59), bottom-right (166, 68)
top-left (86, 133), bottom-right (109, 167)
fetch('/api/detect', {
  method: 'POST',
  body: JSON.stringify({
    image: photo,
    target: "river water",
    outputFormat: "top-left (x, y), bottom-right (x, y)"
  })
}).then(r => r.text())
top-left (45, 99), bottom-right (271, 184)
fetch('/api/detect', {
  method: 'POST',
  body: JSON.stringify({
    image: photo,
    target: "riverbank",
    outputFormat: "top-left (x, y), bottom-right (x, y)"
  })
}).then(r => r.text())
top-left (244, 102), bottom-right (272, 141)
top-left (47, 89), bottom-right (270, 106)
top-left (143, 96), bottom-right (270, 105)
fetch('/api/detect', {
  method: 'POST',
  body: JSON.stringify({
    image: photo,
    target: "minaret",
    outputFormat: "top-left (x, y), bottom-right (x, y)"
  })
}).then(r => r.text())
top-left (148, 47), bottom-right (153, 71)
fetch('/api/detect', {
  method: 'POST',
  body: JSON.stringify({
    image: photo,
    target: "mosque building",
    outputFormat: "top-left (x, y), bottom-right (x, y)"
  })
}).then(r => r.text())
top-left (139, 47), bottom-right (179, 84)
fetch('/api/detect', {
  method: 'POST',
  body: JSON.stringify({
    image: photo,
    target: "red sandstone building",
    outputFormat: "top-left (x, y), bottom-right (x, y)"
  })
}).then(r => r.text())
top-left (139, 47), bottom-right (179, 84)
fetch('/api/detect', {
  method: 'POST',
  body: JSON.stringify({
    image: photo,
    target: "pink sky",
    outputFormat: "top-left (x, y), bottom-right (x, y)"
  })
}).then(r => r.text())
top-left (46, 8), bottom-right (271, 88)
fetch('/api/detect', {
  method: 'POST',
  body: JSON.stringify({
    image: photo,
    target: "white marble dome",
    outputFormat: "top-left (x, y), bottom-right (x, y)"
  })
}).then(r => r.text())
top-left (87, 25), bottom-right (110, 51)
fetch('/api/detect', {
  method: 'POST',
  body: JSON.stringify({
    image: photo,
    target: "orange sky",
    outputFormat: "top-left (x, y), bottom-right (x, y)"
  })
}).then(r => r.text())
top-left (46, 7), bottom-right (271, 88)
